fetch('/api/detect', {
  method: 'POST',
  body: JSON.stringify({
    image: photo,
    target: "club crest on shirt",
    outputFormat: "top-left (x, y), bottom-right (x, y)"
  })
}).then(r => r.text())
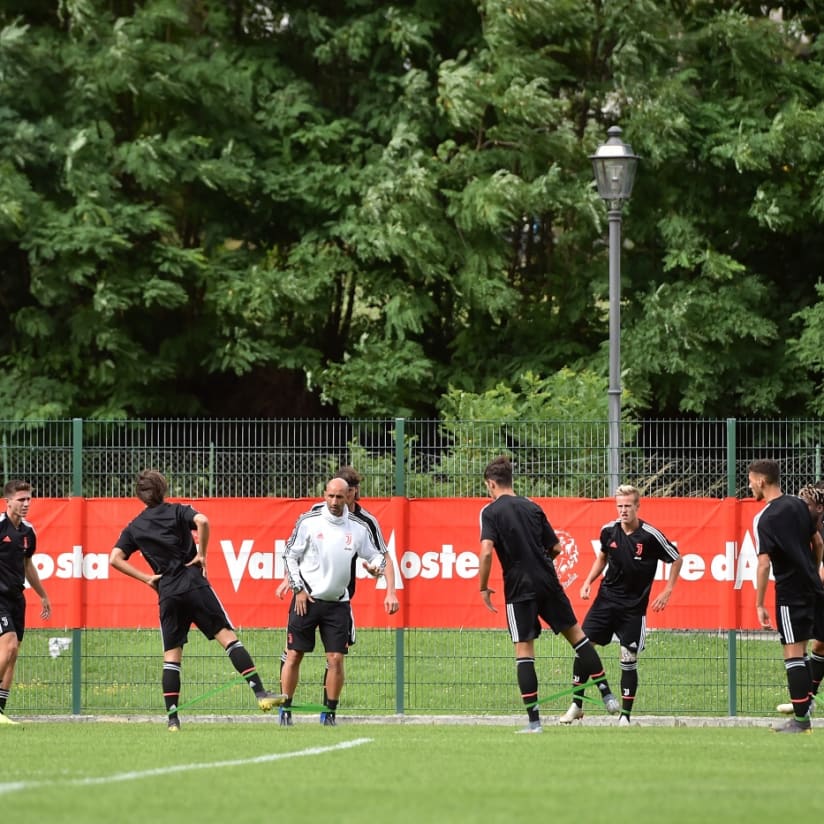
top-left (553, 529), bottom-right (580, 590)
top-left (635, 543), bottom-right (644, 557)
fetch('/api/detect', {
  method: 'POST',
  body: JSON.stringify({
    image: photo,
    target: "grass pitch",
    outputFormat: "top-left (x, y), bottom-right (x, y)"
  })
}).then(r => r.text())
top-left (2, 719), bottom-right (821, 823)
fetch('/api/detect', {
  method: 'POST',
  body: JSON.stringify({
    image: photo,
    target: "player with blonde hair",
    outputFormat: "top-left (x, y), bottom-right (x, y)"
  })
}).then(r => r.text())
top-left (560, 483), bottom-right (682, 726)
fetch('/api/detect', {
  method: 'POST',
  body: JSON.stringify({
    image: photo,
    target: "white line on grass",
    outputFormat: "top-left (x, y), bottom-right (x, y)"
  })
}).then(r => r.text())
top-left (0, 737), bottom-right (373, 797)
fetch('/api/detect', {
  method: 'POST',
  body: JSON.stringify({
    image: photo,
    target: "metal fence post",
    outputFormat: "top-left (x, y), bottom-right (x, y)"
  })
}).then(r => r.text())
top-left (71, 417), bottom-right (83, 715)
top-left (394, 417), bottom-right (405, 497)
top-left (72, 418), bottom-right (83, 497)
top-left (726, 417), bottom-right (737, 716)
top-left (209, 441), bottom-right (215, 497)
top-left (727, 630), bottom-right (737, 717)
top-left (726, 417), bottom-right (737, 498)
top-left (395, 627), bottom-right (405, 716)
top-left (394, 417), bottom-right (405, 715)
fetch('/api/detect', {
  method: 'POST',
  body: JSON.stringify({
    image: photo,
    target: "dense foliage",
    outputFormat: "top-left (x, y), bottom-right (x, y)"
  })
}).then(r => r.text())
top-left (1, 1), bottom-right (823, 420)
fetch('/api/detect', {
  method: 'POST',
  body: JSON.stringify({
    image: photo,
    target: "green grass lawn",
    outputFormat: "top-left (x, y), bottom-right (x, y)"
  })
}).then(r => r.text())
top-left (2, 720), bottom-right (821, 824)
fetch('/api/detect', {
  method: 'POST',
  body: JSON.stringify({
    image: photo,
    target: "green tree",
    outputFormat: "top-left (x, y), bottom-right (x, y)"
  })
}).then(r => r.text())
top-left (0, 0), bottom-right (481, 419)
top-left (2, 1), bottom-right (824, 421)
top-left (432, 1), bottom-right (824, 417)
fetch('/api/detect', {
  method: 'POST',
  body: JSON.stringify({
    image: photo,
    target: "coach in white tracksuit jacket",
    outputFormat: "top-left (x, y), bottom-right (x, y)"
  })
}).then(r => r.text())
top-left (280, 477), bottom-right (385, 722)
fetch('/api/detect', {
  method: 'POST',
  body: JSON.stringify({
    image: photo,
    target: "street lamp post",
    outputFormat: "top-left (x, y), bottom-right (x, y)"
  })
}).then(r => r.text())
top-left (590, 126), bottom-right (639, 496)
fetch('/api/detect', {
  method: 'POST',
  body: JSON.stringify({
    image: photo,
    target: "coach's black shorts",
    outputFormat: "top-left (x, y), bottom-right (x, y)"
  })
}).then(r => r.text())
top-left (775, 594), bottom-right (824, 646)
top-left (0, 595), bottom-right (25, 642)
top-left (582, 594), bottom-right (646, 651)
top-left (287, 598), bottom-right (350, 654)
top-left (159, 585), bottom-right (233, 651)
top-left (506, 589), bottom-right (578, 643)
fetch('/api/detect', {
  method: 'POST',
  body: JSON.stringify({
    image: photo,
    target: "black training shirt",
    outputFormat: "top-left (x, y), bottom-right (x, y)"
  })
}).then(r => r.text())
top-left (596, 519), bottom-right (680, 612)
top-left (115, 502), bottom-right (209, 600)
top-left (480, 495), bottom-right (560, 603)
top-left (754, 494), bottom-right (823, 604)
top-left (0, 513), bottom-right (35, 599)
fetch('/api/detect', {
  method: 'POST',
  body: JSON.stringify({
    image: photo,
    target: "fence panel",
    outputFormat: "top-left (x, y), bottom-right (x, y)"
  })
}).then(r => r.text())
top-left (2, 416), bottom-right (822, 718)
top-left (14, 628), bottom-right (787, 718)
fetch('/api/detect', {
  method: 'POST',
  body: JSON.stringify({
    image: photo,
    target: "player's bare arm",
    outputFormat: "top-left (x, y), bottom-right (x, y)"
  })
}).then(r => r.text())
top-left (110, 547), bottom-right (162, 590)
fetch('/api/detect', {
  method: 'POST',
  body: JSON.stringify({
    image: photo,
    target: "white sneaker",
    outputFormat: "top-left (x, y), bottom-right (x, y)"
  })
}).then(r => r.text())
top-left (618, 714), bottom-right (631, 726)
top-left (603, 693), bottom-right (621, 715)
top-left (559, 703), bottom-right (584, 724)
top-left (515, 721), bottom-right (543, 734)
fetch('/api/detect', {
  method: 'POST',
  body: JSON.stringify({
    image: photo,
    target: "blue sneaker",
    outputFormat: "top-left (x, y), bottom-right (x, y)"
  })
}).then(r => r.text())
top-left (278, 707), bottom-right (293, 727)
top-left (320, 712), bottom-right (336, 726)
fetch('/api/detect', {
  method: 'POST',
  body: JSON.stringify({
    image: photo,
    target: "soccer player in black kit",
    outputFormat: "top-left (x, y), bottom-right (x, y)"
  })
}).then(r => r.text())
top-left (0, 480), bottom-right (51, 725)
top-left (776, 483), bottom-right (824, 715)
top-left (751, 459), bottom-right (824, 734)
top-left (478, 456), bottom-right (619, 733)
top-left (110, 469), bottom-right (287, 730)
top-left (560, 484), bottom-right (682, 726)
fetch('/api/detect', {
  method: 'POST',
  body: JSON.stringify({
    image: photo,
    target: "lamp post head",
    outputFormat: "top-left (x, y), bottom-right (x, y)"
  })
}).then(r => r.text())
top-left (590, 125), bottom-right (639, 209)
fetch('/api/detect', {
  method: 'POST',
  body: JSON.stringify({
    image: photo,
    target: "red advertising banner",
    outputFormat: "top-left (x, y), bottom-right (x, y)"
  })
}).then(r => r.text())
top-left (22, 496), bottom-right (771, 631)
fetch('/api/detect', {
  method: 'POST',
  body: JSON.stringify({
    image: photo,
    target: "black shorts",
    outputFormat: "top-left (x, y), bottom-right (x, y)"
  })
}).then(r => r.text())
top-left (159, 585), bottom-right (233, 651)
top-left (506, 589), bottom-right (578, 643)
top-left (287, 598), bottom-right (350, 654)
top-left (582, 594), bottom-right (646, 651)
top-left (0, 595), bottom-right (25, 642)
top-left (775, 595), bottom-right (824, 646)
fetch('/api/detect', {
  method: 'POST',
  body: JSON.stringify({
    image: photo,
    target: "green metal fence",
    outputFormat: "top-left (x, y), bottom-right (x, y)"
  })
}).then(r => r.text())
top-left (13, 628), bottom-right (786, 719)
top-left (3, 416), bottom-right (823, 718)
top-left (2, 416), bottom-right (824, 499)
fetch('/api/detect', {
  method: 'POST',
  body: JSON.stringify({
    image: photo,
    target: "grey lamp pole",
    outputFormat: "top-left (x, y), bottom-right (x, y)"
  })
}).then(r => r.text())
top-left (590, 126), bottom-right (639, 496)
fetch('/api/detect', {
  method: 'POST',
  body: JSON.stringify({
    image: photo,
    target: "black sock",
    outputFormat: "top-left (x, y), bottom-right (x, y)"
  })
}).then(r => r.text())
top-left (785, 656), bottom-right (812, 718)
top-left (516, 657), bottom-right (540, 723)
top-left (571, 655), bottom-right (586, 708)
top-left (163, 662), bottom-right (181, 719)
top-left (573, 637), bottom-right (612, 697)
top-left (322, 662), bottom-right (329, 706)
top-left (620, 665), bottom-right (638, 717)
top-left (809, 651), bottom-right (824, 697)
top-left (226, 640), bottom-right (265, 693)
top-left (326, 698), bottom-right (338, 717)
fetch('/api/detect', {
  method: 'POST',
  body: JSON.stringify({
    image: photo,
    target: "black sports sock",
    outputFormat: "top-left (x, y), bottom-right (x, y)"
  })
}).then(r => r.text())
top-left (620, 665), bottom-right (638, 717)
top-left (574, 637), bottom-right (613, 697)
top-left (516, 657), bottom-right (540, 723)
top-left (571, 655), bottom-right (586, 708)
top-left (809, 651), bottom-right (824, 697)
top-left (163, 662), bottom-right (181, 719)
top-left (785, 656), bottom-right (812, 718)
top-left (226, 640), bottom-right (265, 693)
